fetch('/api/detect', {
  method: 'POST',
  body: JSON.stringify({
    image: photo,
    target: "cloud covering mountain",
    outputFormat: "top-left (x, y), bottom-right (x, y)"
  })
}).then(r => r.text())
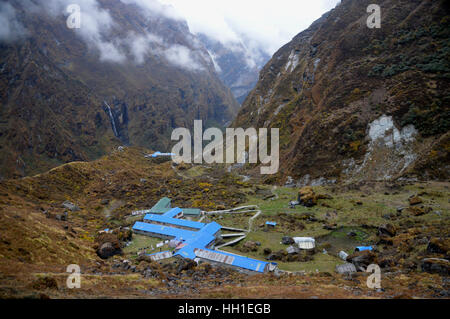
top-left (0, 0), bottom-right (239, 178)
top-left (0, 0), bottom-right (212, 71)
top-left (159, 0), bottom-right (341, 65)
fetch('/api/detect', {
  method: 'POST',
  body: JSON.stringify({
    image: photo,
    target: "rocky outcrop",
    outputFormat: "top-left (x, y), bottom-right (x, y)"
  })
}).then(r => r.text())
top-left (298, 186), bottom-right (317, 207)
top-left (232, 0), bottom-right (450, 182)
top-left (346, 250), bottom-right (377, 272)
top-left (427, 238), bottom-right (449, 255)
top-left (282, 236), bottom-right (295, 245)
top-left (95, 233), bottom-right (122, 260)
top-left (421, 258), bottom-right (450, 276)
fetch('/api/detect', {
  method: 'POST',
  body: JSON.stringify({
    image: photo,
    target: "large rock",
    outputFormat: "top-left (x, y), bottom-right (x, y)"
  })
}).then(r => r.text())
top-left (405, 206), bottom-right (431, 216)
top-left (347, 250), bottom-right (377, 271)
top-left (335, 263), bottom-right (357, 274)
top-left (62, 201), bottom-right (80, 212)
top-left (32, 276), bottom-right (59, 290)
top-left (378, 234), bottom-right (393, 245)
top-left (96, 233), bottom-right (122, 259)
top-left (427, 238), bottom-right (449, 255)
top-left (177, 259), bottom-right (197, 273)
top-left (286, 245), bottom-right (300, 254)
top-left (241, 241), bottom-right (258, 252)
top-left (266, 251), bottom-right (284, 261)
top-left (282, 236), bottom-right (295, 245)
top-left (421, 258), bottom-right (450, 276)
top-left (323, 223), bottom-right (337, 230)
top-left (298, 186), bottom-right (317, 207)
top-left (408, 196), bottom-right (423, 206)
top-left (97, 242), bottom-right (121, 259)
top-left (378, 224), bottom-right (396, 237)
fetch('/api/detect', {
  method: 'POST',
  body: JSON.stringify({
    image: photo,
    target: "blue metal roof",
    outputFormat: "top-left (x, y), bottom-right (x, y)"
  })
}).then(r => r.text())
top-left (150, 151), bottom-right (176, 158)
top-left (162, 207), bottom-right (183, 218)
top-left (172, 222), bottom-right (221, 259)
top-left (355, 246), bottom-right (373, 252)
top-left (196, 248), bottom-right (276, 273)
top-left (144, 213), bottom-right (205, 230)
top-left (133, 221), bottom-right (195, 239)
top-left (133, 220), bottom-right (220, 259)
top-left (200, 221), bottom-right (221, 235)
top-left (266, 221), bottom-right (277, 226)
top-left (175, 233), bottom-right (216, 259)
top-left (133, 214), bottom-right (273, 273)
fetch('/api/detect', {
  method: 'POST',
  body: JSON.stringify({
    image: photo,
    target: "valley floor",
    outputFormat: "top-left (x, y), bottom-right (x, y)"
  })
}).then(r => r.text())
top-left (0, 147), bottom-right (448, 299)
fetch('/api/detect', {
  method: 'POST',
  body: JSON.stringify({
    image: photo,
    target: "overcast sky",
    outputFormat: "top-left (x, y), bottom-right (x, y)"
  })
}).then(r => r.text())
top-left (159, 0), bottom-right (341, 55)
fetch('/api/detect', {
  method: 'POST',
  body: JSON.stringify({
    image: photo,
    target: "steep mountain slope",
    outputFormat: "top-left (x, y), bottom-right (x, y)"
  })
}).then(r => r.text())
top-left (198, 34), bottom-right (270, 104)
top-left (0, 0), bottom-right (239, 179)
top-left (233, 0), bottom-right (449, 184)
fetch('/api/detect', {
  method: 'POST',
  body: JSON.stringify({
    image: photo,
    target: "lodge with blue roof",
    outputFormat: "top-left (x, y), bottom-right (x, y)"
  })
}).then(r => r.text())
top-left (131, 200), bottom-right (278, 274)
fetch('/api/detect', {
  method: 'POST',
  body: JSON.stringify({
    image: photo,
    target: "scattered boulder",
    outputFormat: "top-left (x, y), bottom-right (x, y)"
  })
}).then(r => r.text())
top-left (289, 201), bottom-right (300, 208)
top-left (323, 223), bottom-right (337, 230)
top-left (325, 211), bottom-right (338, 221)
top-left (378, 256), bottom-right (396, 269)
top-left (62, 201), bottom-right (80, 212)
top-left (405, 206), bottom-right (431, 216)
top-left (286, 245), bottom-right (300, 254)
top-left (177, 259), bottom-right (197, 273)
top-left (240, 241), bottom-right (258, 252)
top-left (117, 229), bottom-right (133, 241)
top-left (416, 237), bottom-right (429, 245)
top-left (55, 212), bottom-right (68, 221)
top-left (346, 250), bottom-right (377, 271)
top-left (263, 248), bottom-right (272, 255)
top-left (263, 194), bottom-right (276, 200)
top-left (32, 277), bottom-right (58, 290)
top-left (266, 251), bottom-right (284, 261)
top-left (95, 233), bottom-right (122, 259)
top-left (296, 251), bottom-right (314, 262)
top-left (378, 224), bottom-right (396, 237)
top-left (378, 234), bottom-right (393, 245)
top-left (282, 236), bottom-right (295, 245)
top-left (382, 213), bottom-right (395, 220)
top-left (408, 196), bottom-right (423, 206)
top-left (298, 186), bottom-right (317, 207)
top-left (335, 263), bottom-right (356, 275)
top-left (97, 242), bottom-right (120, 259)
top-left (421, 258), bottom-right (450, 276)
top-left (427, 238), bottom-right (449, 255)
top-left (285, 176), bottom-right (295, 187)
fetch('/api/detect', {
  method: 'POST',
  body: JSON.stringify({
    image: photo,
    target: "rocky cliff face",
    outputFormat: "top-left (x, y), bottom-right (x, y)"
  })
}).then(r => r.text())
top-left (233, 0), bottom-right (449, 184)
top-left (0, 0), bottom-right (239, 179)
top-left (198, 34), bottom-right (270, 104)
